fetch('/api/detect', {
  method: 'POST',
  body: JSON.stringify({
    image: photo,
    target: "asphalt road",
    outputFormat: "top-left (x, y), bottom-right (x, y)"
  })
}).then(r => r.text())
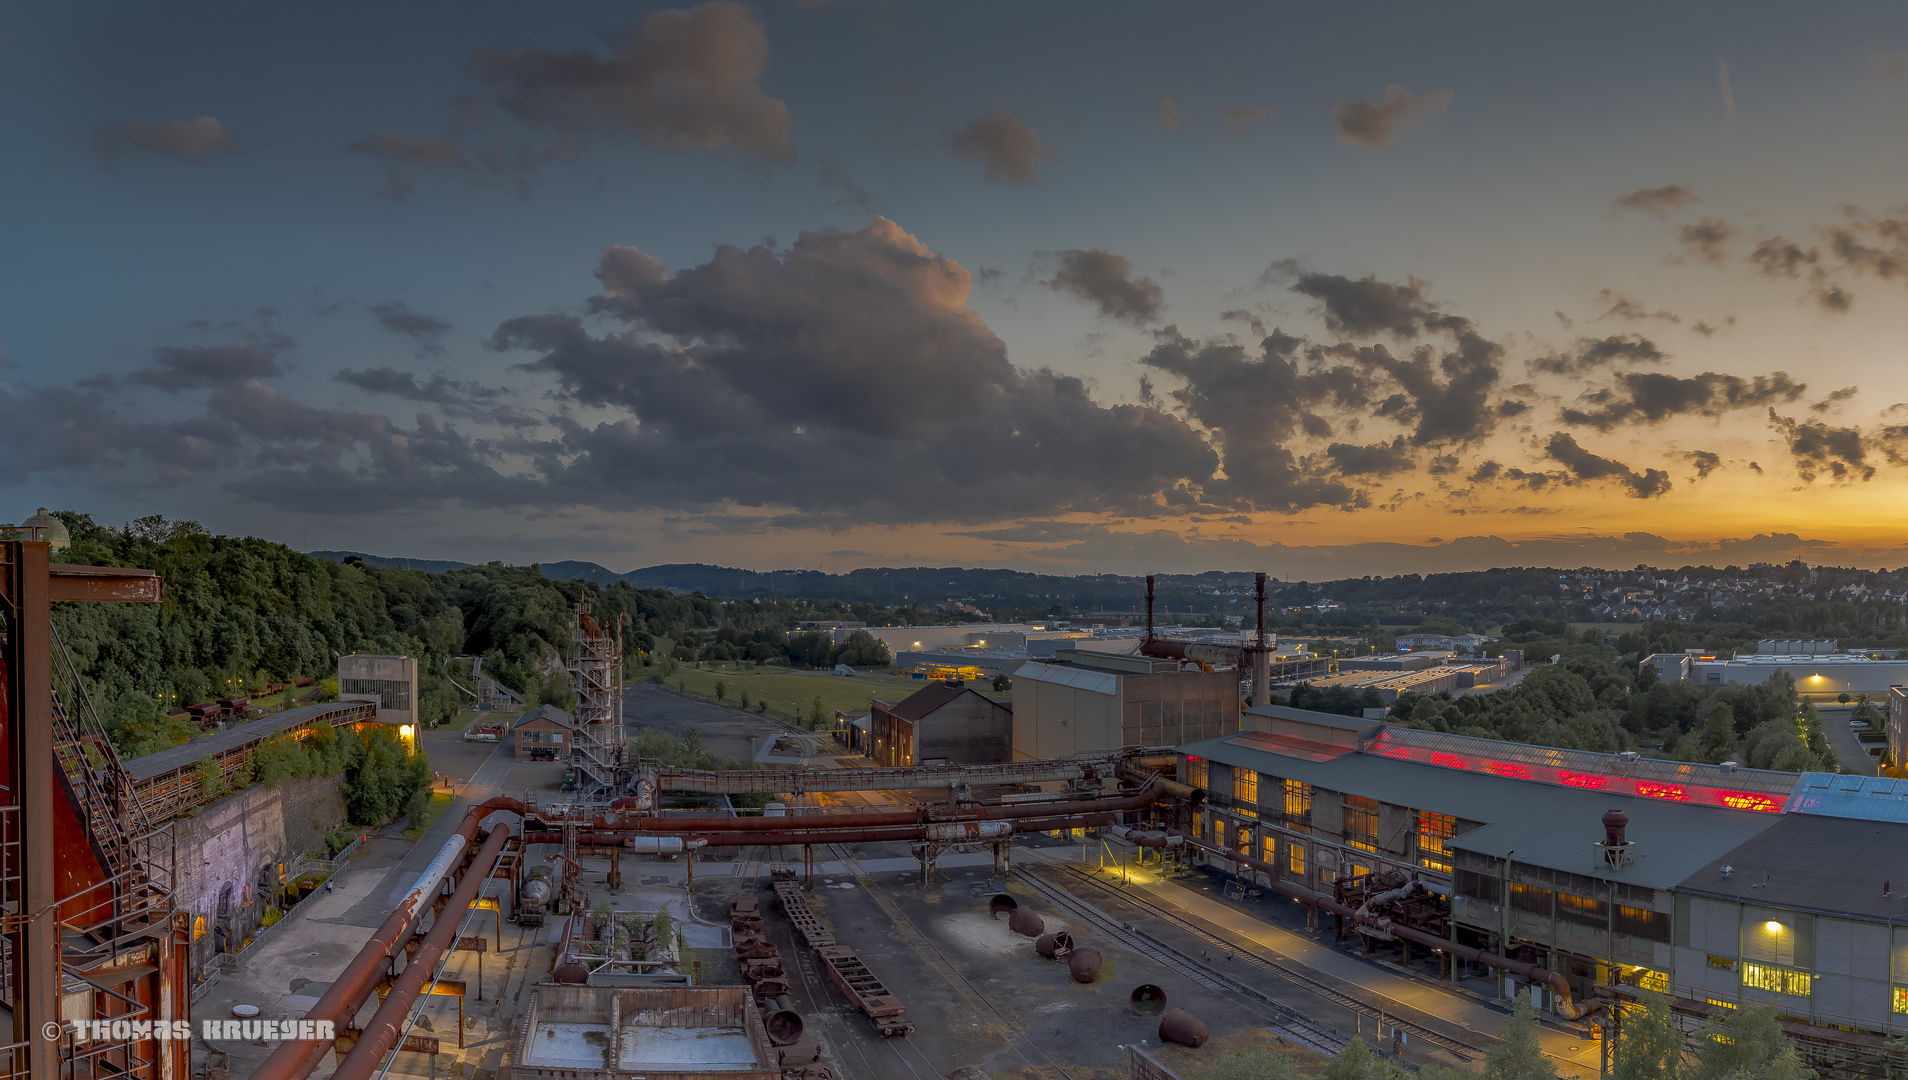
top-left (1817, 704), bottom-right (1881, 776)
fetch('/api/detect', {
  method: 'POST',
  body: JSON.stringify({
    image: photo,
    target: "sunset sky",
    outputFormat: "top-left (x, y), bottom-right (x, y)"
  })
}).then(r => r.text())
top-left (8, 2), bottom-right (1908, 578)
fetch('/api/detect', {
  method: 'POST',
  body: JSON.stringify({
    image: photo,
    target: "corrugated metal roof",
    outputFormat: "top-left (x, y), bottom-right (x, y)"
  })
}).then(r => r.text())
top-left (1240, 704), bottom-right (1372, 732)
top-left (1677, 813), bottom-right (1908, 919)
top-left (1180, 730), bottom-right (1782, 889)
top-left (1012, 661), bottom-right (1117, 696)
top-left (1784, 771), bottom-right (1908, 823)
top-left (124, 701), bottom-right (366, 781)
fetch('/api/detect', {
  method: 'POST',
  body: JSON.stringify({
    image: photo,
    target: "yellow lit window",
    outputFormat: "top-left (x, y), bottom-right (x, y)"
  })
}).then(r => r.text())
top-left (1344, 795), bottom-right (1378, 853)
top-left (1741, 962), bottom-right (1811, 998)
top-left (1632, 968), bottom-right (1669, 993)
top-left (1707, 998), bottom-right (1737, 1011)
top-left (1283, 779), bottom-right (1312, 828)
top-left (1417, 812), bottom-right (1455, 872)
top-left (1262, 835), bottom-right (1277, 866)
top-left (1894, 988), bottom-right (1908, 1014)
top-left (1233, 768), bottom-right (1257, 805)
top-left (1192, 812), bottom-right (1203, 839)
top-left (1289, 842), bottom-right (1306, 876)
top-left (1188, 759), bottom-right (1208, 790)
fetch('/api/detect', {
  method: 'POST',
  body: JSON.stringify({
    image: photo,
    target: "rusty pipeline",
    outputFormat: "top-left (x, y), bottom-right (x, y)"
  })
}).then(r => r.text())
top-left (1008, 906), bottom-right (1045, 937)
top-left (601, 780), bottom-right (1162, 833)
top-left (1185, 836), bottom-right (1579, 1018)
top-left (1129, 984), bottom-right (1166, 1016)
top-left (250, 797), bottom-right (523, 1080)
top-left (1158, 1008), bottom-right (1209, 1047)
top-left (1066, 946), bottom-right (1102, 984)
top-left (1034, 931), bottom-right (1074, 959)
top-left (330, 823), bottom-right (514, 1080)
top-left (761, 996), bottom-right (804, 1047)
top-left (520, 810), bottom-right (1124, 850)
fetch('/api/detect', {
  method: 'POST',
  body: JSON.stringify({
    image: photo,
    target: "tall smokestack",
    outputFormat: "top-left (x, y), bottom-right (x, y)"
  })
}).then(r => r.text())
top-left (1145, 575), bottom-right (1156, 642)
top-left (1250, 572), bottom-right (1270, 708)
top-left (1254, 573), bottom-right (1267, 649)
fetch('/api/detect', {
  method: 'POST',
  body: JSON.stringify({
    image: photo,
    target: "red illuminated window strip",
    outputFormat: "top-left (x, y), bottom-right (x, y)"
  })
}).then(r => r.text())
top-left (1430, 752), bottom-right (1469, 770)
top-left (1557, 771), bottom-right (1609, 790)
top-left (1373, 742), bottom-right (1412, 760)
top-left (1635, 781), bottom-right (1689, 802)
top-left (1487, 761), bottom-right (1533, 780)
top-left (1718, 791), bottom-right (1782, 813)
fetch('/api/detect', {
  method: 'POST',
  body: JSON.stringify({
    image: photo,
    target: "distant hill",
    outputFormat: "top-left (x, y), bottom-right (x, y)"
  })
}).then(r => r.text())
top-left (309, 550), bottom-right (470, 573)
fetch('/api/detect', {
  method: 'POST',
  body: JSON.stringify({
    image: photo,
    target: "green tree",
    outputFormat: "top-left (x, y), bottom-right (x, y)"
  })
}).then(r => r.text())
top-left (1687, 1001), bottom-right (1806, 1080)
top-left (714, 679), bottom-right (727, 701)
top-left (1483, 992), bottom-right (1552, 1080)
top-left (1320, 1037), bottom-right (1398, 1080)
top-left (808, 695), bottom-right (827, 729)
top-left (682, 727), bottom-right (705, 761)
top-left (1609, 993), bottom-right (1685, 1080)
top-left (992, 674), bottom-right (1012, 692)
top-left (737, 688), bottom-right (749, 710)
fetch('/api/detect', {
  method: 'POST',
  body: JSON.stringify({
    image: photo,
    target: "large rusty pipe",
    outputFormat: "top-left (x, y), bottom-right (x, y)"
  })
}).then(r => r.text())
top-left (331, 823), bottom-right (513, 1080)
top-left (1185, 837), bottom-right (1578, 1018)
top-left (252, 798), bottom-right (523, 1080)
top-left (521, 811), bottom-right (1122, 849)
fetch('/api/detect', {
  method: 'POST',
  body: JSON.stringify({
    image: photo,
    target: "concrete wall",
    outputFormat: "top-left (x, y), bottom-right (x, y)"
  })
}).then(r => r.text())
top-left (1012, 679), bottom-right (1120, 760)
top-left (1120, 669), bottom-right (1237, 747)
top-left (173, 773), bottom-right (347, 967)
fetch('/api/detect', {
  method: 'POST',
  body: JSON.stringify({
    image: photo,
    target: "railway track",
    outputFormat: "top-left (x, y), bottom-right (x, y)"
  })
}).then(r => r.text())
top-left (1034, 861), bottom-right (1488, 1063)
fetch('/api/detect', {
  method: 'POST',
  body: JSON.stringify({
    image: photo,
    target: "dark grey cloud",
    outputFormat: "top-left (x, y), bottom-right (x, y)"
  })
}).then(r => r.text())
top-left (94, 116), bottom-right (237, 165)
top-left (945, 108), bottom-right (1052, 185)
top-left (1595, 289), bottom-right (1680, 324)
top-left (1326, 437), bottom-right (1415, 477)
top-left (474, 0), bottom-right (794, 161)
top-left (127, 343), bottom-right (284, 393)
top-left (1043, 248), bottom-right (1164, 324)
top-left (368, 302), bottom-right (453, 355)
top-left (1528, 334), bottom-right (1665, 377)
top-left (346, 131), bottom-right (470, 167)
top-left (495, 217), bottom-right (1216, 523)
top-left (1686, 450), bottom-right (1722, 479)
top-left (1748, 237), bottom-right (1819, 278)
top-left (1811, 386), bottom-right (1857, 413)
top-left (1328, 85), bottom-right (1454, 150)
top-left (1222, 103), bottom-right (1275, 138)
top-left (1562, 371), bottom-right (1806, 430)
top-left (1289, 273), bottom-right (1438, 338)
top-left (1769, 411), bottom-right (1875, 483)
top-left (1612, 185), bottom-right (1698, 216)
top-left (335, 367), bottom-right (500, 407)
top-left (1678, 217), bottom-right (1733, 264)
top-left (1545, 433), bottom-right (1671, 498)
top-left (1219, 308), bottom-right (1265, 336)
top-left (1318, 331), bottom-right (1504, 445)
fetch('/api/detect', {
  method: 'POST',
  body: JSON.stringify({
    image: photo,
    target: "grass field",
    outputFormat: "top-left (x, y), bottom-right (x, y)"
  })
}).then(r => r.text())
top-left (649, 662), bottom-right (1007, 723)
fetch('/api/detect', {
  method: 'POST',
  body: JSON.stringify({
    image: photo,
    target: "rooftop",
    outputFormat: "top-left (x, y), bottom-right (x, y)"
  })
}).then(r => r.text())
top-left (125, 700), bottom-right (364, 782)
top-left (1676, 813), bottom-right (1908, 921)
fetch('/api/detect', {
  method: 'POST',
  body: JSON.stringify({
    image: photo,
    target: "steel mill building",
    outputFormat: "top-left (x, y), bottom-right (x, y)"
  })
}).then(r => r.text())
top-left (1177, 702), bottom-right (1908, 1060)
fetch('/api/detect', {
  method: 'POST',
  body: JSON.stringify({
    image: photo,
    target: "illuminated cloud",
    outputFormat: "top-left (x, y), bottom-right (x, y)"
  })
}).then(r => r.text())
top-left (1329, 85), bottom-right (1454, 150)
top-left (1613, 185), bottom-right (1698, 216)
top-left (946, 107), bottom-right (1053, 185)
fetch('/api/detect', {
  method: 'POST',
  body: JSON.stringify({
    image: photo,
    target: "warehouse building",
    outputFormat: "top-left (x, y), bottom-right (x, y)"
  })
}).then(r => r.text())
top-left (1177, 711), bottom-right (1908, 1046)
top-left (867, 682), bottom-right (1013, 767)
top-left (1012, 649), bottom-right (1237, 759)
top-left (338, 653), bottom-right (419, 729)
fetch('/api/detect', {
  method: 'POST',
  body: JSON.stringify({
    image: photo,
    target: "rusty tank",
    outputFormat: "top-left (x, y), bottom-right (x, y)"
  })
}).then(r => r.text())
top-left (1066, 947), bottom-right (1102, 984)
top-left (1034, 931), bottom-right (1074, 959)
top-left (1129, 984), bottom-right (1166, 1016)
top-left (1158, 1008), bottom-right (1208, 1047)
top-left (1008, 905), bottom-right (1045, 937)
top-left (989, 893), bottom-right (1019, 919)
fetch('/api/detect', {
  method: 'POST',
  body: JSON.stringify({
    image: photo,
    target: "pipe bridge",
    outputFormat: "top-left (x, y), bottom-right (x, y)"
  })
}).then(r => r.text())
top-left (654, 752), bottom-right (1140, 794)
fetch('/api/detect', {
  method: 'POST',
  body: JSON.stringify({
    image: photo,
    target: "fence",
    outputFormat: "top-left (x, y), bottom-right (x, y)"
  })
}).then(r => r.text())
top-left (1127, 1045), bottom-right (1187, 1080)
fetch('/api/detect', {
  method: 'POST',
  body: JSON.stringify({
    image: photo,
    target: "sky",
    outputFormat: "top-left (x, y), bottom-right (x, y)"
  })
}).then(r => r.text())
top-left (8, 2), bottom-right (1908, 580)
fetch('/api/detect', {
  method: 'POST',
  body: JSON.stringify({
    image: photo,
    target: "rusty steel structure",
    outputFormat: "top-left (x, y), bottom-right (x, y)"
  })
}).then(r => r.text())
top-left (652, 752), bottom-right (1128, 795)
top-left (565, 602), bottom-right (627, 795)
top-left (769, 870), bottom-right (912, 1036)
top-left (123, 699), bottom-right (376, 822)
top-left (0, 537), bottom-right (185, 1080)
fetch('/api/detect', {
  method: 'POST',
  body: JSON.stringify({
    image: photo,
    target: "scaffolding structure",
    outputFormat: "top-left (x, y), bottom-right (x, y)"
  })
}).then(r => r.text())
top-left (565, 603), bottom-right (626, 796)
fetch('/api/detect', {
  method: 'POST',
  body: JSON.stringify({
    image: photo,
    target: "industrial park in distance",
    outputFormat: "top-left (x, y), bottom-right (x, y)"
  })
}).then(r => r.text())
top-left (11, 4), bottom-right (1908, 1079)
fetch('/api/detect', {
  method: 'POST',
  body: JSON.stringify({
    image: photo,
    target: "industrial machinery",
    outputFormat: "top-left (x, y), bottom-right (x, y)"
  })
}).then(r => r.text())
top-left (516, 865), bottom-right (554, 927)
top-left (770, 870), bottom-right (913, 1037)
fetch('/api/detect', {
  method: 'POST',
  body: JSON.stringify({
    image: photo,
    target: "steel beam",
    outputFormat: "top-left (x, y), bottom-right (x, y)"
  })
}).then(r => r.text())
top-left (3, 541), bottom-right (56, 1080)
top-left (45, 564), bottom-right (162, 604)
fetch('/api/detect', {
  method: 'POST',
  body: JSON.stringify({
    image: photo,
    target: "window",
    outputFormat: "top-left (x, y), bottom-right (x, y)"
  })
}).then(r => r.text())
top-left (1343, 795), bottom-right (1378, 853)
top-left (1233, 769), bottom-right (1258, 807)
top-left (1233, 822), bottom-right (1252, 853)
top-left (1895, 988), bottom-right (1908, 1015)
top-left (1417, 812), bottom-right (1455, 873)
top-left (1556, 891), bottom-right (1609, 930)
top-left (1283, 780), bottom-right (1312, 830)
top-left (1192, 812), bottom-right (1203, 840)
top-left (1741, 962), bottom-right (1811, 998)
top-left (1187, 758), bottom-right (1208, 791)
top-left (1261, 835), bottom-right (1277, 868)
top-left (1707, 998), bottom-right (1737, 1011)
top-left (1707, 955), bottom-right (1737, 971)
top-left (342, 678), bottom-right (411, 711)
top-left (1288, 842), bottom-right (1306, 876)
top-left (1615, 905), bottom-right (1671, 944)
top-left (1509, 881), bottom-right (1552, 918)
top-left (1454, 868), bottom-right (1500, 904)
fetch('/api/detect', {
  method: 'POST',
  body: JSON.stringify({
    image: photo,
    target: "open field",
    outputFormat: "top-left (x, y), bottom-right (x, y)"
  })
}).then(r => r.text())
top-left (649, 661), bottom-right (1007, 723)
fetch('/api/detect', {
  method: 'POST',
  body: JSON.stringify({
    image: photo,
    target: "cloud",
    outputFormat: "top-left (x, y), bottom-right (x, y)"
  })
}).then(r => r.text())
top-left (818, 156), bottom-right (874, 209)
top-left (126, 343), bottom-right (284, 393)
top-left (1158, 97), bottom-right (1181, 132)
top-left (1678, 217), bottom-right (1733, 264)
top-left (1326, 436), bottom-right (1415, 477)
top-left (473, 0), bottom-right (794, 161)
top-left (1612, 185), bottom-right (1698, 216)
top-left (1328, 85), bottom-right (1454, 150)
top-left (368, 302), bottom-right (453, 355)
top-left (494, 217), bottom-right (1218, 523)
top-left (945, 107), bottom-right (1052, 185)
top-left (1222, 103), bottom-right (1275, 138)
top-left (346, 131), bottom-right (469, 167)
top-left (1768, 411), bottom-right (1875, 482)
top-left (335, 367), bottom-right (500, 406)
top-left (1219, 308), bottom-right (1265, 336)
top-left (94, 117), bottom-right (237, 165)
top-left (1595, 289), bottom-right (1680, 324)
top-left (1686, 450), bottom-right (1722, 479)
top-left (1562, 371), bottom-right (1806, 430)
top-left (1289, 273), bottom-right (1439, 338)
top-left (1816, 285), bottom-right (1853, 312)
top-left (1042, 248), bottom-right (1164, 324)
top-left (1528, 334), bottom-right (1665, 377)
top-left (1810, 386), bottom-right (1857, 413)
top-left (1544, 433), bottom-right (1672, 497)
top-left (1748, 237), bottom-right (1819, 278)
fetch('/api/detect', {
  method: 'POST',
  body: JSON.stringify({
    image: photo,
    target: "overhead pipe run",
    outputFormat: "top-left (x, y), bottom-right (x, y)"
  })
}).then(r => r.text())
top-left (1184, 836), bottom-right (1579, 1018)
top-left (568, 778), bottom-right (1166, 834)
top-left (251, 797), bottom-right (525, 1080)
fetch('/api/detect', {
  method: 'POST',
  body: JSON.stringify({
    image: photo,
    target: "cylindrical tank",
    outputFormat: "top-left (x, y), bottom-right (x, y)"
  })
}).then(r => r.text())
top-left (552, 962), bottom-right (589, 984)
top-left (1129, 984), bottom-right (1166, 1016)
top-left (761, 997), bottom-right (804, 1046)
top-left (989, 893), bottom-right (1019, 919)
top-left (1158, 1008), bottom-right (1208, 1047)
top-left (1034, 932), bottom-right (1074, 959)
top-left (1067, 947), bottom-right (1102, 984)
top-left (1008, 906), bottom-right (1044, 937)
